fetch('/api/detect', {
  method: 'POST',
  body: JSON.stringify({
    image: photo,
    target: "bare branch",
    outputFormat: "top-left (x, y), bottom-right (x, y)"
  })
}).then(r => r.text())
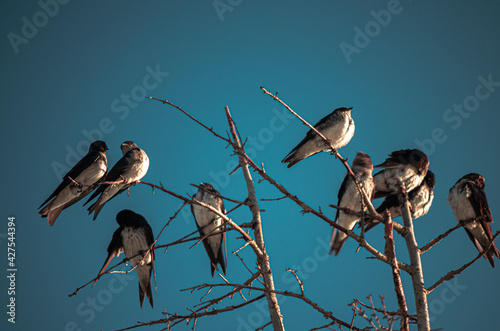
top-left (383, 214), bottom-right (409, 331)
top-left (426, 230), bottom-right (500, 294)
top-left (146, 96), bottom-right (230, 143)
top-left (184, 281), bottom-right (364, 331)
top-left (239, 151), bottom-right (412, 273)
top-left (398, 188), bottom-right (430, 331)
top-left (225, 106), bottom-right (285, 331)
top-left (309, 321), bottom-right (336, 331)
top-left (351, 302), bottom-right (379, 330)
top-left (352, 298), bottom-right (416, 320)
top-left (285, 268), bottom-right (304, 296)
top-left (261, 195), bottom-right (288, 202)
top-left (70, 221), bottom-right (243, 297)
top-left (256, 321), bottom-right (272, 331)
top-left (118, 294), bottom-right (268, 331)
top-left (419, 216), bottom-right (486, 254)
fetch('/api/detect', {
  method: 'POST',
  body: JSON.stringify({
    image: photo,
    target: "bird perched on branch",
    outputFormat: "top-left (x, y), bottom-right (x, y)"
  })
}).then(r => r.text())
top-left (39, 140), bottom-right (108, 226)
top-left (282, 107), bottom-right (354, 168)
top-left (365, 170), bottom-right (436, 231)
top-left (93, 210), bottom-right (156, 308)
top-left (191, 183), bottom-right (227, 277)
top-left (329, 152), bottom-right (374, 255)
top-left (85, 141), bottom-right (149, 220)
top-left (447, 173), bottom-right (500, 268)
top-left (373, 149), bottom-right (429, 199)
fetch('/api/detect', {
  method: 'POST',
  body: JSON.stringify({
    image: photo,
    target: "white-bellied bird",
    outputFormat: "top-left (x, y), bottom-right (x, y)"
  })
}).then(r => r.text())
top-left (447, 173), bottom-right (500, 268)
top-left (191, 183), bottom-right (227, 276)
top-left (93, 210), bottom-right (156, 308)
top-left (330, 152), bottom-right (374, 255)
top-left (85, 141), bottom-right (149, 220)
top-left (39, 140), bottom-right (108, 226)
top-left (282, 107), bottom-right (354, 168)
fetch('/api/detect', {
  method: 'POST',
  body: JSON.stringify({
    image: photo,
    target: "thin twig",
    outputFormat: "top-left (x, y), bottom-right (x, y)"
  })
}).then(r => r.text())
top-left (419, 216), bottom-right (486, 254)
top-left (183, 281), bottom-right (363, 331)
top-left (426, 230), bottom-right (500, 294)
top-left (256, 321), bottom-right (272, 331)
top-left (147, 96), bottom-right (230, 143)
top-left (285, 268), bottom-right (304, 296)
top-left (261, 196), bottom-right (288, 202)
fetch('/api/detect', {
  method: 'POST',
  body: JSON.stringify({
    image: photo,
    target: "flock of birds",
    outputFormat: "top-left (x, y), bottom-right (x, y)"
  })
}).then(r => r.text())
top-left (38, 107), bottom-right (498, 308)
top-left (38, 140), bottom-right (228, 308)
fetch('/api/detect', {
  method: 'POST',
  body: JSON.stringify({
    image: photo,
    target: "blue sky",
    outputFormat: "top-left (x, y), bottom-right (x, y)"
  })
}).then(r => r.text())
top-left (2, 1), bottom-right (500, 330)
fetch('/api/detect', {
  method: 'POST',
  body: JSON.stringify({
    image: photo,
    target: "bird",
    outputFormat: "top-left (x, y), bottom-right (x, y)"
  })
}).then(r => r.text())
top-left (447, 173), bottom-right (500, 268)
top-left (329, 152), bottom-right (375, 255)
top-left (365, 170), bottom-right (436, 231)
top-left (373, 149), bottom-right (429, 199)
top-left (85, 141), bottom-right (149, 220)
top-left (282, 107), bottom-right (354, 168)
top-left (39, 140), bottom-right (108, 226)
top-left (191, 183), bottom-right (227, 276)
top-left (93, 209), bottom-right (156, 308)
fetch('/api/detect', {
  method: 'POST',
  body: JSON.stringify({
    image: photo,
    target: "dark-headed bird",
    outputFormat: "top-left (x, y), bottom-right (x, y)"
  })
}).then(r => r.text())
top-left (191, 183), bottom-right (227, 276)
top-left (365, 170), bottom-right (436, 231)
top-left (39, 140), bottom-right (108, 226)
top-left (93, 210), bottom-right (156, 308)
top-left (329, 152), bottom-right (375, 255)
top-left (373, 149), bottom-right (429, 199)
top-left (447, 173), bottom-right (500, 268)
top-left (85, 141), bottom-right (149, 220)
top-left (282, 107), bottom-right (355, 168)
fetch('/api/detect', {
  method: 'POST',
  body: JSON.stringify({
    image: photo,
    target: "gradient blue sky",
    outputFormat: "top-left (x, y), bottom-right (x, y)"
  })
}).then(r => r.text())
top-left (2, 1), bottom-right (500, 330)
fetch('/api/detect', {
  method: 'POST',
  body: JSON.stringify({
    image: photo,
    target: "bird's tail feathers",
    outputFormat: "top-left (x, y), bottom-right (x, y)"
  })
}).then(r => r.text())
top-left (329, 227), bottom-right (347, 256)
top-left (88, 200), bottom-right (104, 221)
top-left (47, 206), bottom-right (64, 226)
top-left (138, 268), bottom-right (153, 308)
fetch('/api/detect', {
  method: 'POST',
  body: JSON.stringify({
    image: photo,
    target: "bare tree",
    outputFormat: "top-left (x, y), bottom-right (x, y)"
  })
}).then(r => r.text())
top-left (68, 89), bottom-right (499, 331)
